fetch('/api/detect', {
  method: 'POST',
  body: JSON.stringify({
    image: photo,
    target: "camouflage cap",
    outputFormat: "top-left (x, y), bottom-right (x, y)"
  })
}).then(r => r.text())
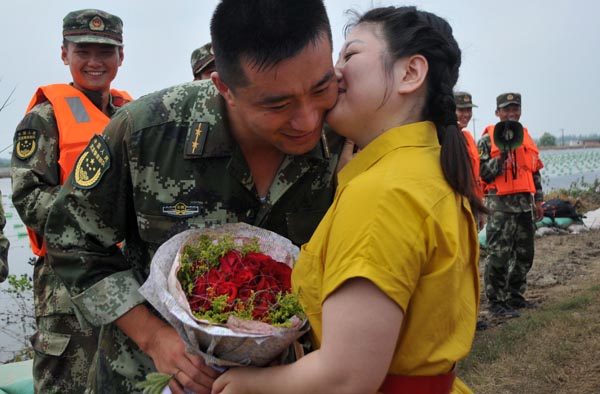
top-left (191, 43), bottom-right (215, 76)
top-left (63, 9), bottom-right (123, 46)
top-left (454, 91), bottom-right (478, 108)
top-left (497, 92), bottom-right (521, 109)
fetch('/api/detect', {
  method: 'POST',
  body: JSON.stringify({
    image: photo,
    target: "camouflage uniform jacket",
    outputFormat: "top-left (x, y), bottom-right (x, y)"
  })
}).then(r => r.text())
top-left (11, 85), bottom-right (127, 317)
top-left (478, 131), bottom-right (543, 213)
top-left (0, 198), bottom-right (8, 282)
top-left (44, 81), bottom-right (343, 389)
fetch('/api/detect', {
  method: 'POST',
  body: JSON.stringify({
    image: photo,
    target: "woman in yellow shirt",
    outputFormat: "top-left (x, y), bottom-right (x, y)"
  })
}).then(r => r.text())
top-left (212, 6), bottom-right (484, 394)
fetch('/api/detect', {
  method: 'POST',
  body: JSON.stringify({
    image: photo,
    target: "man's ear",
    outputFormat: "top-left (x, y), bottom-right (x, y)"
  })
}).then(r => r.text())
top-left (211, 73), bottom-right (236, 107)
top-left (396, 54), bottom-right (428, 94)
top-left (118, 46), bottom-right (124, 67)
top-left (61, 45), bottom-right (69, 65)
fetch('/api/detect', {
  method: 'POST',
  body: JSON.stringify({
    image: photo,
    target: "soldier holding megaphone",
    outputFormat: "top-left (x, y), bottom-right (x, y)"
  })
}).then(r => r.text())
top-left (478, 92), bottom-right (544, 318)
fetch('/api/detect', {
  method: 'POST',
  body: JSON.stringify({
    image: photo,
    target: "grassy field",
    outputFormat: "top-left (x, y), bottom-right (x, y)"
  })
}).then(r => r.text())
top-left (459, 183), bottom-right (600, 393)
top-left (460, 277), bottom-right (600, 393)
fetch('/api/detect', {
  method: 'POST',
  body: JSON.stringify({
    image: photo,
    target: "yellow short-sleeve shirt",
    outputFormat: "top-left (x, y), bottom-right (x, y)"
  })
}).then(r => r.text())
top-left (292, 121), bottom-right (480, 378)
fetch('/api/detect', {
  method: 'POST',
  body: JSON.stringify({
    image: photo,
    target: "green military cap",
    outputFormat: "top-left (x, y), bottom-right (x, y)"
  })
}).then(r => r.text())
top-left (454, 91), bottom-right (478, 108)
top-left (191, 43), bottom-right (215, 76)
top-left (63, 9), bottom-right (123, 46)
top-left (496, 92), bottom-right (521, 109)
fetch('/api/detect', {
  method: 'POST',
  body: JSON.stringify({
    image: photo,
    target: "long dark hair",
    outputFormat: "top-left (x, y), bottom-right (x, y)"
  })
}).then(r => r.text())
top-left (349, 6), bottom-right (485, 216)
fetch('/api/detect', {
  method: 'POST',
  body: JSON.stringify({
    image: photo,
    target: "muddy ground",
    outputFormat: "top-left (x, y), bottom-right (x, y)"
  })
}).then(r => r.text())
top-left (477, 227), bottom-right (600, 327)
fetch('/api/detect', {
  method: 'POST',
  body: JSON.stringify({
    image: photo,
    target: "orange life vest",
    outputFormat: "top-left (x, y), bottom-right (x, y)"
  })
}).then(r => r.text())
top-left (482, 124), bottom-right (543, 196)
top-left (25, 84), bottom-right (133, 256)
top-left (462, 129), bottom-right (483, 199)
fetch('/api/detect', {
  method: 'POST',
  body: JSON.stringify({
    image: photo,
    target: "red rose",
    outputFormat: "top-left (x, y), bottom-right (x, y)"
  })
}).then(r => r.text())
top-left (261, 260), bottom-right (291, 290)
top-left (231, 267), bottom-right (254, 287)
top-left (243, 252), bottom-right (271, 270)
top-left (213, 281), bottom-right (238, 304)
top-left (220, 250), bottom-right (243, 277)
top-left (252, 274), bottom-right (280, 293)
top-left (252, 291), bottom-right (277, 320)
top-left (206, 268), bottom-right (225, 284)
top-left (189, 278), bottom-right (211, 311)
top-left (237, 286), bottom-right (254, 302)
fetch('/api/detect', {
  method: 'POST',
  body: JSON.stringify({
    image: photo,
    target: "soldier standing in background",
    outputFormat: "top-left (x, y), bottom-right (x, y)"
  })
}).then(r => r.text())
top-left (44, 0), bottom-right (344, 393)
top-left (11, 9), bottom-right (132, 393)
top-left (454, 91), bottom-right (485, 228)
top-left (478, 92), bottom-right (544, 318)
top-left (191, 42), bottom-right (216, 80)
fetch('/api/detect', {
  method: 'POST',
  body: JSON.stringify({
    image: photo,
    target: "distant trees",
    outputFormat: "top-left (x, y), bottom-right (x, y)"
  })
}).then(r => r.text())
top-left (538, 132), bottom-right (557, 147)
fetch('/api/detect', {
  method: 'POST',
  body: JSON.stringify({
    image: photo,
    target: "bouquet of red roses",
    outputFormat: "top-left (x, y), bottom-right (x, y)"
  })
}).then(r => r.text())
top-left (139, 223), bottom-right (307, 368)
top-left (178, 234), bottom-right (302, 326)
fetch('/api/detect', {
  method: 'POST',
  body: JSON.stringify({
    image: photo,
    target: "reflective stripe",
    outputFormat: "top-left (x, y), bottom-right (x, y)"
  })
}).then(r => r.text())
top-left (66, 96), bottom-right (91, 123)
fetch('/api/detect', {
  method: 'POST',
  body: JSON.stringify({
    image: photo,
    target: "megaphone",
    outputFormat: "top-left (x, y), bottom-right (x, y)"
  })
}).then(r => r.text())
top-left (493, 120), bottom-right (524, 151)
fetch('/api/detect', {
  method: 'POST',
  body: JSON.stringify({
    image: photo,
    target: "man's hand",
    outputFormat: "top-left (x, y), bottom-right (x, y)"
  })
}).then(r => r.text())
top-left (146, 325), bottom-right (218, 394)
top-left (116, 305), bottom-right (219, 394)
top-left (336, 139), bottom-right (359, 173)
top-left (534, 200), bottom-right (544, 222)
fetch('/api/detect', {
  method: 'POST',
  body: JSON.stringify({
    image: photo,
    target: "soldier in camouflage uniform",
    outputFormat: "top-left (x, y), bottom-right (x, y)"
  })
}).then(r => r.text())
top-left (478, 92), bottom-right (544, 318)
top-left (0, 197), bottom-right (8, 283)
top-left (45, 1), bottom-right (344, 393)
top-left (11, 9), bottom-right (131, 394)
top-left (191, 42), bottom-right (216, 81)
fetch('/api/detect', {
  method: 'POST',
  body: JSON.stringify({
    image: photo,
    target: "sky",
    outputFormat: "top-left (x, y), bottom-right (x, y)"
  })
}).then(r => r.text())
top-left (1, 0), bottom-right (600, 158)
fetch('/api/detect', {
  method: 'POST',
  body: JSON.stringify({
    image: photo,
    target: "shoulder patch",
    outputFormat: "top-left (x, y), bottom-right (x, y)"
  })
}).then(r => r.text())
top-left (73, 135), bottom-right (111, 189)
top-left (184, 122), bottom-right (209, 158)
top-left (14, 129), bottom-right (38, 160)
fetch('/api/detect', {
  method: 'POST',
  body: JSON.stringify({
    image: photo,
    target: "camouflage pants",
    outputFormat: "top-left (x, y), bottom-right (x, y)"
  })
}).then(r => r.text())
top-left (484, 210), bottom-right (535, 305)
top-left (31, 314), bottom-right (98, 394)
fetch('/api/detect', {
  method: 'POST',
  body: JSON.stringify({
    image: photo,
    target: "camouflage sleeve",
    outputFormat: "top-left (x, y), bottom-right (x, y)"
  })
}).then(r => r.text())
top-left (478, 133), bottom-right (503, 184)
top-left (11, 104), bottom-right (61, 235)
top-left (45, 109), bottom-right (145, 326)
top-left (0, 198), bottom-right (8, 282)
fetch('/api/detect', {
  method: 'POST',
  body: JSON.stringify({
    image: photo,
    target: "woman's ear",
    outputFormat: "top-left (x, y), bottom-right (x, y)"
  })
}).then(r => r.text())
top-left (396, 54), bottom-right (428, 94)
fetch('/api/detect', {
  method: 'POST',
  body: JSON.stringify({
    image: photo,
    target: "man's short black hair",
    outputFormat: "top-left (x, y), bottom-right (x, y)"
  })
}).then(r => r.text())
top-left (210, 0), bottom-right (332, 90)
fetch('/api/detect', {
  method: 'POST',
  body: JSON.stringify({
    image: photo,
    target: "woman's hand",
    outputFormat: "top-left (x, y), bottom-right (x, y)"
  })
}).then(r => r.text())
top-left (212, 367), bottom-right (259, 394)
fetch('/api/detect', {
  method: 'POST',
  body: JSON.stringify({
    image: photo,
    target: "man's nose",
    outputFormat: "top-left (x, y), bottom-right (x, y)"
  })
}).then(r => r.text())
top-left (290, 103), bottom-right (320, 132)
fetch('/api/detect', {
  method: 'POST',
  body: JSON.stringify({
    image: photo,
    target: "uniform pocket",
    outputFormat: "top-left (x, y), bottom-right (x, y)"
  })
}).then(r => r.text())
top-left (30, 329), bottom-right (71, 357)
top-left (292, 245), bottom-right (323, 317)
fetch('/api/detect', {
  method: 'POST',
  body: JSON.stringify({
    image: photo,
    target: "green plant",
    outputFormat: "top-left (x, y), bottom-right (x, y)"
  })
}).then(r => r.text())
top-left (0, 273), bottom-right (35, 362)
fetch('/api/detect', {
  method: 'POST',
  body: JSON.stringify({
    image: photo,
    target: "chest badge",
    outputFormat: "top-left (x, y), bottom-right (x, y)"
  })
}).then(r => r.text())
top-left (162, 202), bottom-right (200, 217)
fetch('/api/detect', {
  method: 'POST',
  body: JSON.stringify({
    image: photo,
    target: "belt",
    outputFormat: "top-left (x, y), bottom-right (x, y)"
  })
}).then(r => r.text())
top-left (377, 368), bottom-right (456, 394)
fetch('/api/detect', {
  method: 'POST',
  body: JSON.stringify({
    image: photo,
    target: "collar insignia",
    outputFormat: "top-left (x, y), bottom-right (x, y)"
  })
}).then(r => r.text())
top-left (162, 202), bottom-right (200, 217)
top-left (73, 135), bottom-right (111, 189)
top-left (184, 122), bottom-right (209, 159)
top-left (15, 129), bottom-right (38, 161)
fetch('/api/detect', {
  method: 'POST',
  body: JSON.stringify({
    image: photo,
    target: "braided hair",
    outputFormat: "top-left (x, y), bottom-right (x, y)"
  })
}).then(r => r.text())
top-left (350, 6), bottom-right (485, 216)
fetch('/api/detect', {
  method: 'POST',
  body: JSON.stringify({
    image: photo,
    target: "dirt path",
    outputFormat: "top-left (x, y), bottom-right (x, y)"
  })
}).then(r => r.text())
top-left (477, 227), bottom-right (600, 327)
